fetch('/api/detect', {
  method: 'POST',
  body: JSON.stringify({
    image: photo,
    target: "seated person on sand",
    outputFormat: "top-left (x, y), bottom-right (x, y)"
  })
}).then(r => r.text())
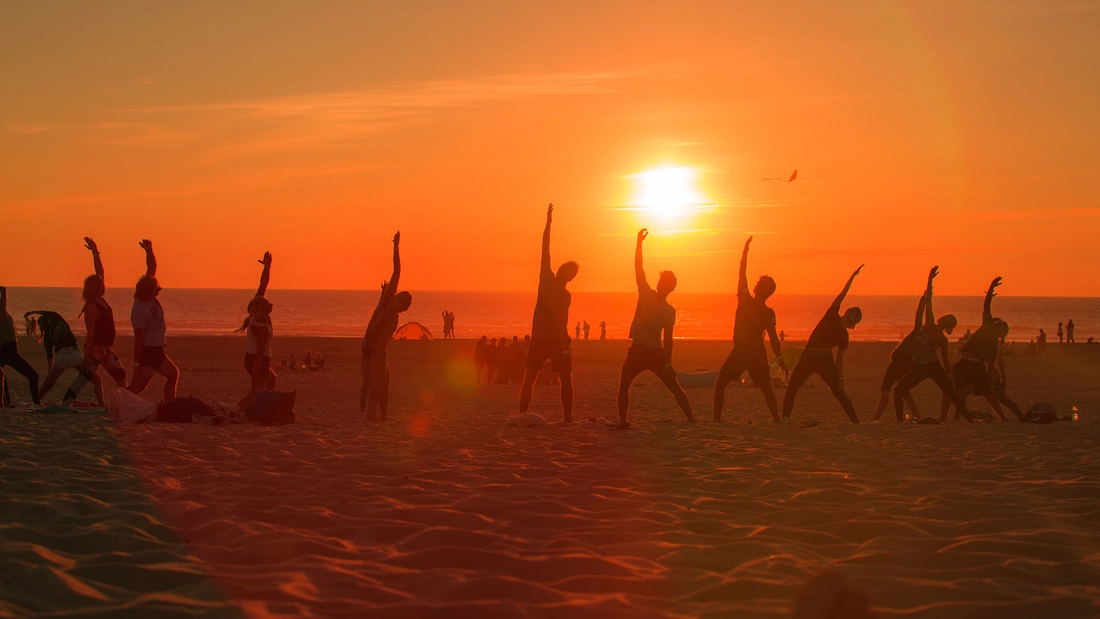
top-left (616, 228), bottom-right (694, 428)
top-left (287, 353), bottom-right (298, 370)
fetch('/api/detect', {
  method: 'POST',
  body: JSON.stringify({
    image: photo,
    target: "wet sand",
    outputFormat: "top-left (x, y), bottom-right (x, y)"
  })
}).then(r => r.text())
top-left (3, 335), bottom-right (1100, 617)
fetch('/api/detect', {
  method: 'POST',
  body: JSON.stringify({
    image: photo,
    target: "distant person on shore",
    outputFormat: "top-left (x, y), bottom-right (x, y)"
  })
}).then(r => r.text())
top-left (1058, 322), bottom-right (1064, 344)
top-left (779, 330), bottom-right (786, 345)
top-left (78, 238), bottom-right (127, 404)
top-left (128, 240), bottom-right (179, 402)
top-left (25, 314), bottom-right (35, 336)
top-left (315, 351), bottom-right (325, 370)
top-left (2, 288), bottom-right (40, 405)
top-left (486, 338), bottom-right (498, 383)
top-left (519, 204), bottom-right (578, 422)
top-left (599, 321), bottom-right (606, 340)
top-left (1067, 319), bottom-right (1075, 343)
top-left (1038, 328), bottom-right (1048, 357)
top-left (957, 328), bottom-right (972, 345)
top-left (873, 279), bottom-right (928, 421)
top-left (575, 322), bottom-right (581, 341)
top-left (287, 352), bottom-right (297, 370)
top-left (939, 277), bottom-right (1018, 422)
top-left (441, 311), bottom-right (455, 338)
top-left (494, 337), bottom-right (510, 383)
top-left (305, 351), bottom-right (312, 367)
top-left (236, 252), bottom-right (275, 409)
top-left (1, 286), bottom-right (40, 406)
top-left (893, 267), bottom-right (973, 423)
top-left (474, 336), bottom-right (489, 383)
top-left (616, 228), bottom-right (694, 428)
top-left (782, 265), bottom-right (864, 424)
top-left (361, 232), bottom-right (412, 420)
top-left (582, 320), bottom-right (590, 341)
top-left (714, 236), bottom-right (788, 422)
top-left (25, 311), bottom-right (95, 406)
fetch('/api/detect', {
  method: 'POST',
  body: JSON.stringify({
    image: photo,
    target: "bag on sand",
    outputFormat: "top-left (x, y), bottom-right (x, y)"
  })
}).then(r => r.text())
top-left (244, 390), bottom-right (296, 426)
top-left (156, 397), bottom-right (214, 423)
top-left (1025, 402), bottom-right (1058, 424)
top-left (105, 387), bottom-right (156, 423)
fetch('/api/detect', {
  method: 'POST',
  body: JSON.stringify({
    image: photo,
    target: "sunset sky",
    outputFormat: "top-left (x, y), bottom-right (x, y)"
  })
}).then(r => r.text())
top-left (2, 1), bottom-right (1098, 295)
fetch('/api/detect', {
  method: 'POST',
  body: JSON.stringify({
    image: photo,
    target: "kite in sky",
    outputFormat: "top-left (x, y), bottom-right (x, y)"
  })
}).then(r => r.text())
top-left (763, 169), bottom-right (797, 182)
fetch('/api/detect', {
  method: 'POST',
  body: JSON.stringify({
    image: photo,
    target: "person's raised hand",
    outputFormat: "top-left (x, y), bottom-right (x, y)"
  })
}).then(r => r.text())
top-left (853, 264), bottom-right (865, 276)
top-left (546, 203), bottom-right (554, 222)
top-left (139, 239), bottom-right (153, 252)
top-left (638, 228), bottom-right (648, 242)
top-left (84, 237), bottom-right (98, 253)
top-left (744, 235), bottom-right (753, 251)
top-left (380, 280), bottom-right (388, 292)
top-left (929, 266), bottom-right (939, 280)
top-left (990, 276), bottom-right (1002, 292)
top-left (258, 251), bottom-right (272, 267)
top-left (393, 231), bottom-right (400, 247)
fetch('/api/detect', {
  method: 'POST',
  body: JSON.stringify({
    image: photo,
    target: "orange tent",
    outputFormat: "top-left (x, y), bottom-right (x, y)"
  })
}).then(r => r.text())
top-left (393, 322), bottom-right (434, 341)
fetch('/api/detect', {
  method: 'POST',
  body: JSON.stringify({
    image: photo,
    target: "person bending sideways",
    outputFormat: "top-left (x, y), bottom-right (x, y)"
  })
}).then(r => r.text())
top-left (873, 291), bottom-right (925, 420)
top-left (519, 204), bottom-right (578, 422)
top-left (364, 233), bottom-right (413, 421)
top-left (893, 267), bottom-right (973, 422)
top-left (782, 265), bottom-right (864, 423)
top-left (941, 277), bottom-right (1026, 422)
top-left (128, 240), bottom-right (179, 401)
top-left (25, 310), bottom-right (97, 407)
top-left (714, 236), bottom-right (789, 422)
top-left (616, 229), bottom-right (694, 428)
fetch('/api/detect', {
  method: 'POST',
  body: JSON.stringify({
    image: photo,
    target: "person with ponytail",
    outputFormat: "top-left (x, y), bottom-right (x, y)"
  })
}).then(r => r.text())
top-left (237, 252), bottom-right (275, 408)
top-left (78, 238), bottom-right (127, 405)
top-left (128, 239), bottom-right (179, 401)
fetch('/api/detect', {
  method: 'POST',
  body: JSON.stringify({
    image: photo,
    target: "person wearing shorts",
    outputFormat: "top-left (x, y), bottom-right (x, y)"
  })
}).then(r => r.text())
top-left (236, 252), bottom-right (276, 410)
top-left (873, 269), bottom-right (939, 421)
top-left (714, 236), bottom-right (788, 422)
top-left (0, 286), bottom-right (40, 406)
top-left (615, 229), bottom-right (693, 428)
top-left (78, 238), bottom-right (127, 406)
top-left (782, 265), bottom-right (864, 423)
top-left (519, 204), bottom-right (579, 422)
top-left (25, 311), bottom-right (97, 406)
top-left (128, 239), bottom-right (179, 402)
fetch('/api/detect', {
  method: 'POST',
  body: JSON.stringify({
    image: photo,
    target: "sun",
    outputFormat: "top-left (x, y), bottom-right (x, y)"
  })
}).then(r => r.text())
top-left (629, 166), bottom-right (704, 221)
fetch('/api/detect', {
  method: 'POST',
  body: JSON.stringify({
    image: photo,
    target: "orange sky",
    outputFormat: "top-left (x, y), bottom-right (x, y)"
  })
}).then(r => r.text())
top-left (2, 2), bottom-right (1098, 295)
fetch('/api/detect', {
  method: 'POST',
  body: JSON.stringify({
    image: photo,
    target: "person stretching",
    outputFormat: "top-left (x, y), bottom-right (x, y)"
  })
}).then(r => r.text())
top-left (25, 311), bottom-right (96, 406)
top-left (519, 204), bottom-right (578, 422)
top-left (941, 277), bottom-right (1025, 422)
top-left (236, 252), bottom-right (275, 410)
top-left (0, 286), bottom-right (40, 406)
top-left (128, 240), bottom-right (179, 401)
top-left (893, 267), bottom-right (973, 422)
top-left (714, 236), bottom-right (789, 422)
top-left (782, 265), bottom-right (864, 423)
top-left (78, 238), bottom-right (127, 405)
top-left (616, 229), bottom-right (694, 428)
top-left (364, 233), bottom-right (413, 421)
top-left (873, 272), bottom-right (935, 420)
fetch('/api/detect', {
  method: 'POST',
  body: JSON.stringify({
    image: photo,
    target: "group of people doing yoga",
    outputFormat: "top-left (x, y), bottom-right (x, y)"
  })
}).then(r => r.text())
top-left (512, 204), bottom-right (1028, 428)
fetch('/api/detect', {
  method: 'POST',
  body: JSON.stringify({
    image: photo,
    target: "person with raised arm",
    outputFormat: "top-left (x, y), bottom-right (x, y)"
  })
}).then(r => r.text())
top-left (714, 236), bottom-right (788, 422)
top-left (76, 238), bottom-right (127, 405)
top-left (236, 252), bottom-right (276, 409)
top-left (782, 265), bottom-right (864, 423)
top-left (893, 267), bottom-right (973, 422)
top-left (363, 232), bottom-right (413, 421)
top-left (128, 239), bottom-right (179, 401)
top-left (615, 229), bottom-right (694, 428)
top-left (519, 203), bottom-right (579, 422)
top-left (360, 233), bottom-right (401, 413)
top-left (0, 286), bottom-right (40, 406)
top-left (941, 277), bottom-right (1024, 421)
top-left (872, 291), bottom-right (925, 421)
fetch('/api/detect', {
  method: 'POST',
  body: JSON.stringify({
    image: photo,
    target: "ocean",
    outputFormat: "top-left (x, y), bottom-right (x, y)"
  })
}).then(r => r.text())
top-left (6, 287), bottom-right (1097, 344)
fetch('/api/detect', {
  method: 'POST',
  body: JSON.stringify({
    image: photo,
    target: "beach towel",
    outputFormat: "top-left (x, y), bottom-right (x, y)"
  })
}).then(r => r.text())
top-left (105, 387), bottom-right (155, 423)
top-left (245, 390), bottom-right (296, 426)
top-left (156, 397), bottom-right (214, 423)
top-left (506, 412), bottom-right (548, 427)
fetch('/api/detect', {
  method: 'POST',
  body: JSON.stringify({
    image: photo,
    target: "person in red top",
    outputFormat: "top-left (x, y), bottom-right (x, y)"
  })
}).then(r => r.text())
top-left (519, 204), bottom-right (578, 422)
top-left (713, 236), bottom-right (789, 422)
top-left (781, 265), bottom-right (864, 423)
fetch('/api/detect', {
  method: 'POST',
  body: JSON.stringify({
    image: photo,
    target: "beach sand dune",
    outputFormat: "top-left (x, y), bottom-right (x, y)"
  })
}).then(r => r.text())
top-left (4, 336), bottom-right (1100, 617)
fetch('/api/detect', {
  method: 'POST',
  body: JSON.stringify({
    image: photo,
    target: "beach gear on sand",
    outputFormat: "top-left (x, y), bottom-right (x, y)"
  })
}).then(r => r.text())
top-left (156, 397), bottom-right (214, 423)
top-left (580, 417), bottom-right (614, 430)
top-left (105, 387), bottom-right (156, 423)
top-left (1024, 402), bottom-right (1058, 424)
top-left (393, 322), bottom-right (434, 340)
top-left (244, 390), bottom-right (296, 425)
top-left (507, 412), bottom-right (548, 427)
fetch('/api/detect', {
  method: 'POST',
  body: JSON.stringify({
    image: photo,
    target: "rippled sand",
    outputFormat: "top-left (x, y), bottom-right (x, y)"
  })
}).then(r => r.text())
top-left (3, 336), bottom-right (1100, 617)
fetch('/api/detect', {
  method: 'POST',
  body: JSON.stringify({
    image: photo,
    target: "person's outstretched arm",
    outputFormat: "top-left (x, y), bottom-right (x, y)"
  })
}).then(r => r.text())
top-left (924, 266), bottom-right (938, 327)
top-left (541, 204), bottom-right (553, 279)
top-left (85, 237), bottom-right (104, 283)
top-left (139, 239), bottom-right (156, 277)
top-left (635, 228), bottom-right (649, 291)
top-left (983, 277), bottom-right (1002, 323)
top-left (386, 232), bottom-right (401, 297)
top-left (831, 264), bottom-right (864, 309)
top-left (255, 252), bottom-right (272, 298)
top-left (738, 236), bottom-right (752, 292)
top-left (913, 294), bottom-right (927, 331)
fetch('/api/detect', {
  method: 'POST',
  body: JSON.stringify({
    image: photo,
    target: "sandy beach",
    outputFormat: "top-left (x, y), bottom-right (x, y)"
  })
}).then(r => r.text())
top-left (3, 335), bottom-right (1100, 618)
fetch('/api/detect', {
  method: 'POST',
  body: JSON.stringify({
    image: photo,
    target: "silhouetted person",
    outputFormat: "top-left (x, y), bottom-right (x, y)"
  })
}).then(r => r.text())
top-left (582, 320), bottom-right (590, 340)
top-left (0, 286), bottom-right (40, 406)
top-left (78, 238), bottom-right (127, 406)
top-left (305, 351), bottom-right (312, 367)
top-left (361, 232), bottom-right (412, 420)
top-left (364, 232), bottom-right (413, 421)
top-left (782, 265), bottom-right (864, 423)
top-left (494, 337), bottom-right (510, 384)
top-left (575, 322), bottom-right (581, 341)
top-left (486, 337), bottom-right (498, 383)
top-left (441, 311), bottom-right (455, 338)
top-left (474, 336), bottom-right (489, 384)
top-left (128, 240), bottom-right (179, 402)
top-left (599, 321), bottom-right (606, 340)
top-left (25, 315), bottom-right (35, 336)
top-left (236, 252), bottom-right (275, 411)
top-left (942, 277), bottom-right (1024, 422)
top-left (992, 335), bottom-right (1025, 419)
top-left (25, 311), bottom-right (95, 406)
top-left (1038, 328), bottom-right (1048, 357)
top-left (894, 267), bottom-right (973, 422)
top-left (713, 236), bottom-right (788, 422)
top-left (1057, 322), bottom-right (1064, 344)
top-left (519, 204), bottom-right (578, 422)
top-left (873, 287), bottom-right (925, 421)
top-left (287, 352), bottom-right (297, 370)
top-left (616, 229), bottom-right (694, 428)
top-left (779, 330), bottom-right (786, 345)
top-left (1067, 319), bottom-right (1075, 343)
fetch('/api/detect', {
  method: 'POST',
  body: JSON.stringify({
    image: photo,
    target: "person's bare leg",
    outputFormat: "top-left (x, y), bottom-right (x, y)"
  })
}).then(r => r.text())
top-left (359, 354), bottom-right (370, 412)
top-left (519, 365), bottom-right (538, 413)
top-left (760, 382), bottom-right (781, 423)
top-left (983, 394), bottom-right (1007, 421)
top-left (129, 367), bottom-right (155, 395)
top-left (156, 358), bottom-right (179, 401)
top-left (92, 373), bottom-right (105, 406)
top-left (616, 365), bottom-right (643, 426)
top-left (559, 369), bottom-right (573, 423)
top-left (265, 368), bottom-right (276, 391)
top-left (37, 366), bottom-right (65, 400)
top-left (366, 357), bottom-right (386, 421)
top-left (660, 373), bottom-right (695, 421)
top-left (940, 393), bottom-right (954, 422)
top-left (873, 390), bottom-right (890, 420)
top-left (713, 375), bottom-right (733, 421)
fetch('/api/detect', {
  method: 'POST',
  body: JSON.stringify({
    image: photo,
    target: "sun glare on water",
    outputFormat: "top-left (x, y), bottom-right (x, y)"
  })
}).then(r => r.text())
top-left (630, 166), bottom-right (705, 222)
